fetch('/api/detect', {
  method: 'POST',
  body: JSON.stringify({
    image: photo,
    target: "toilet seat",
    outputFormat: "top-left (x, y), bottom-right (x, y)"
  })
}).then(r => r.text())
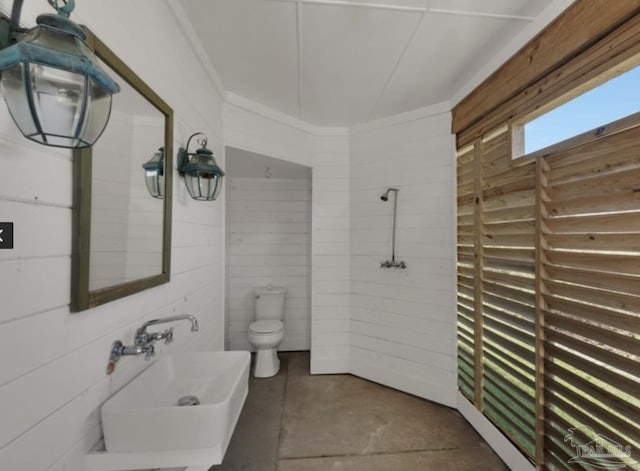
top-left (249, 320), bottom-right (284, 335)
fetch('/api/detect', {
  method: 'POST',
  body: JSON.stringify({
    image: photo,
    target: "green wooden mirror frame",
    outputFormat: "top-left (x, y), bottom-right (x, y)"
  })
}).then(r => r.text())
top-left (70, 28), bottom-right (173, 312)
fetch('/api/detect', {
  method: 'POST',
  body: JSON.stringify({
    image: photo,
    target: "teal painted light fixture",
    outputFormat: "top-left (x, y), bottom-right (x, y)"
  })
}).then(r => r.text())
top-left (0, 0), bottom-right (120, 148)
top-left (177, 133), bottom-right (225, 201)
top-left (142, 147), bottom-right (164, 199)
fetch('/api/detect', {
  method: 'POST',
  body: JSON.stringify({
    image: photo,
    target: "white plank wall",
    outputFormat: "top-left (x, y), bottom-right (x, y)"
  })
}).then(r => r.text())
top-left (225, 97), bottom-right (351, 373)
top-left (226, 177), bottom-right (312, 351)
top-left (311, 134), bottom-right (351, 373)
top-left (125, 115), bottom-right (165, 282)
top-left (90, 110), bottom-right (134, 289)
top-left (349, 104), bottom-right (458, 407)
top-left (0, 1), bottom-right (226, 470)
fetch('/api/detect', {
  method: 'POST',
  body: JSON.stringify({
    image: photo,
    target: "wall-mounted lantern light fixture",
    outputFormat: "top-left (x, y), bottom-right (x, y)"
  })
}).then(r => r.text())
top-left (177, 132), bottom-right (225, 201)
top-left (142, 147), bottom-right (164, 199)
top-left (0, 0), bottom-right (120, 148)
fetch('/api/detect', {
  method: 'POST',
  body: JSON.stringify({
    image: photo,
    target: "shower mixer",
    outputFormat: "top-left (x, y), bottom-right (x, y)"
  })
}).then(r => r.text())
top-left (380, 188), bottom-right (407, 269)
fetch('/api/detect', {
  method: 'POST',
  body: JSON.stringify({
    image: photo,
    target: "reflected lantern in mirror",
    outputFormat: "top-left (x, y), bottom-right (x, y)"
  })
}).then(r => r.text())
top-left (142, 147), bottom-right (165, 199)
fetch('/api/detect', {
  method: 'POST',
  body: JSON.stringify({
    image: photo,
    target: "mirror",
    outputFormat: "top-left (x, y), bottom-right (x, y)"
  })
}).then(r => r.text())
top-left (71, 29), bottom-right (173, 312)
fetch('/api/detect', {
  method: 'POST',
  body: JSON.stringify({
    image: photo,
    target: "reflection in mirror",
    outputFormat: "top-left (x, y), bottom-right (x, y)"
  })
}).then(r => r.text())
top-left (71, 29), bottom-right (173, 312)
top-left (89, 58), bottom-right (165, 290)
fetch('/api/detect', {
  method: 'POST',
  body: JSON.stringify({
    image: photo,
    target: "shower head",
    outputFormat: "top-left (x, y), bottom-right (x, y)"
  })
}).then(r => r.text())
top-left (380, 188), bottom-right (399, 201)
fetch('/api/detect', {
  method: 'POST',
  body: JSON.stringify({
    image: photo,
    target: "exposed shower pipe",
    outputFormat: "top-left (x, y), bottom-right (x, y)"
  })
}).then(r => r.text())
top-left (380, 188), bottom-right (406, 269)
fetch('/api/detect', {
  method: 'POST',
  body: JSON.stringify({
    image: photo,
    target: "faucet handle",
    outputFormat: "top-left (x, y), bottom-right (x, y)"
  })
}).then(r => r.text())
top-left (164, 327), bottom-right (174, 345)
top-left (144, 344), bottom-right (155, 361)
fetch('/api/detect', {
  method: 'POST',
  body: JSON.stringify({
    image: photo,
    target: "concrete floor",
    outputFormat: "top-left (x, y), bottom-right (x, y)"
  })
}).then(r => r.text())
top-left (211, 352), bottom-right (508, 471)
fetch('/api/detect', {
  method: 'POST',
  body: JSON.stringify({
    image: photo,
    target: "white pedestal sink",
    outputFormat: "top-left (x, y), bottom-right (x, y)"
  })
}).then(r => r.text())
top-left (85, 351), bottom-right (250, 471)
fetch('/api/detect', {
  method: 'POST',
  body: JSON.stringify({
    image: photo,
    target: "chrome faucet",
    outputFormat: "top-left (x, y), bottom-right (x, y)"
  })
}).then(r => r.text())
top-left (135, 314), bottom-right (199, 346)
top-left (107, 314), bottom-right (199, 371)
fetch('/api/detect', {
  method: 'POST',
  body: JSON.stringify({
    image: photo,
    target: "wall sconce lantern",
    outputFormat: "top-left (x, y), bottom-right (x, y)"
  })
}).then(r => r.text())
top-left (0, 0), bottom-right (120, 148)
top-left (142, 147), bottom-right (164, 199)
top-left (177, 132), bottom-right (225, 201)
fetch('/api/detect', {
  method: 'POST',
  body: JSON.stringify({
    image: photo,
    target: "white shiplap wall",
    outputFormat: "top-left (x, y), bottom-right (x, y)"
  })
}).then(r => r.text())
top-left (349, 104), bottom-right (458, 407)
top-left (0, 1), bottom-right (226, 469)
top-left (226, 177), bottom-right (312, 351)
top-left (311, 133), bottom-right (351, 373)
top-left (90, 110), bottom-right (134, 290)
top-left (225, 95), bottom-right (351, 373)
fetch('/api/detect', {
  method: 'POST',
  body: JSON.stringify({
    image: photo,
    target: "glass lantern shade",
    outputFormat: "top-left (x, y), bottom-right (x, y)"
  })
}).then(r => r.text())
top-left (0, 14), bottom-right (120, 148)
top-left (142, 147), bottom-right (165, 199)
top-left (180, 147), bottom-right (225, 201)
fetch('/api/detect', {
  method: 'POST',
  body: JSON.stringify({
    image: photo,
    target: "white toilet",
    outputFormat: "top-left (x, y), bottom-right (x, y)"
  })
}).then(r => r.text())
top-left (248, 285), bottom-right (286, 378)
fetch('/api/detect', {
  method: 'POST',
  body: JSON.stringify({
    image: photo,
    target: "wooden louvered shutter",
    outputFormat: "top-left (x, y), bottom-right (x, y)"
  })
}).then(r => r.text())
top-left (456, 128), bottom-right (538, 458)
top-left (539, 115), bottom-right (640, 470)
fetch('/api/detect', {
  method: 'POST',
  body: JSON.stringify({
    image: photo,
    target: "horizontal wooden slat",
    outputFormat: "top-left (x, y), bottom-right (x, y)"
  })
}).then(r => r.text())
top-left (547, 191), bottom-right (640, 220)
top-left (457, 181), bottom-right (474, 196)
top-left (484, 163), bottom-right (538, 191)
top-left (484, 220), bottom-right (536, 236)
top-left (545, 263), bottom-right (640, 297)
top-left (484, 256), bottom-right (535, 274)
top-left (457, 334), bottom-right (475, 353)
top-left (544, 294), bottom-right (640, 333)
top-left (457, 234), bottom-right (474, 246)
top-left (483, 280), bottom-right (536, 309)
top-left (457, 312), bottom-right (474, 331)
top-left (484, 315), bottom-right (535, 351)
top-left (457, 170), bottom-right (474, 186)
top-left (484, 332), bottom-right (536, 371)
top-left (546, 211), bottom-right (640, 234)
top-left (546, 166), bottom-right (640, 202)
top-left (544, 387), bottom-right (640, 452)
top-left (483, 290), bottom-right (535, 319)
top-left (544, 120), bottom-right (640, 172)
top-left (484, 353), bottom-right (535, 393)
top-left (484, 368), bottom-right (536, 414)
top-left (457, 275), bottom-right (474, 291)
top-left (483, 205), bottom-right (536, 224)
top-left (457, 264), bottom-right (474, 279)
top-left (545, 343), bottom-right (640, 399)
top-left (545, 232), bottom-right (640, 252)
top-left (484, 389), bottom-right (536, 437)
top-left (545, 249), bottom-right (640, 275)
top-left (545, 313), bottom-right (640, 363)
top-left (483, 153), bottom-right (535, 180)
top-left (484, 402), bottom-right (535, 458)
top-left (483, 232), bottom-right (536, 249)
top-left (545, 278), bottom-right (640, 314)
top-left (485, 247), bottom-right (535, 263)
top-left (483, 270), bottom-right (534, 292)
top-left (483, 189), bottom-right (536, 212)
top-left (457, 213), bottom-right (475, 227)
top-left (457, 244), bottom-right (474, 258)
top-left (483, 176), bottom-right (537, 200)
top-left (547, 375), bottom-right (640, 446)
top-left (545, 329), bottom-right (640, 392)
top-left (544, 414), bottom-right (588, 470)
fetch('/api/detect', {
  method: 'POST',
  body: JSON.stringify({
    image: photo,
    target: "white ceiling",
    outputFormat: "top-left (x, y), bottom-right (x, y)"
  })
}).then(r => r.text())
top-left (180, 0), bottom-right (558, 126)
top-left (227, 147), bottom-right (312, 179)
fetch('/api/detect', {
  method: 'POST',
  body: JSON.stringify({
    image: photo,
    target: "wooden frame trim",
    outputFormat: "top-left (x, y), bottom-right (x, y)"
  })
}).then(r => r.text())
top-left (71, 27), bottom-right (174, 312)
top-left (472, 140), bottom-right (485, 410)
top-left (453, 0), bottom-right (640, 144)
top-left (534, 157), bottom-right (549, 469)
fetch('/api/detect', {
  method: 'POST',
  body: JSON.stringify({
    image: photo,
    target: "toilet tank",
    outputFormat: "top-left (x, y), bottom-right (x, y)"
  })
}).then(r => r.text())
top-left (254, 286), bottom-right (286, 321)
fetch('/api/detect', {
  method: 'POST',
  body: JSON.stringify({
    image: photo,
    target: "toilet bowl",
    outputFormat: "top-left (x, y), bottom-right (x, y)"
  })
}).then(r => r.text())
top-left (248, 286), bottom-right (286, 378)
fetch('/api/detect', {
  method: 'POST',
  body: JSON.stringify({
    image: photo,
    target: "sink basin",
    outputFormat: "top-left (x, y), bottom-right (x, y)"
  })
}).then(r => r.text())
top-left (101, 351), bottom-right (250, 457)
